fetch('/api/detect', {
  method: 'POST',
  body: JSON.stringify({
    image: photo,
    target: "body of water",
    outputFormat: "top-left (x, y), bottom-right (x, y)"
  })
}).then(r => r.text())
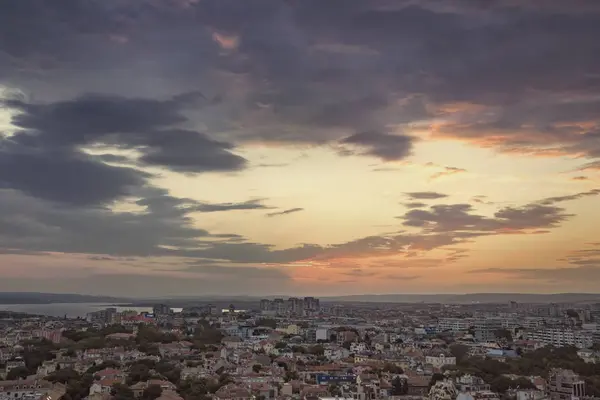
top-left (0, 303), bottom-right (182, 318)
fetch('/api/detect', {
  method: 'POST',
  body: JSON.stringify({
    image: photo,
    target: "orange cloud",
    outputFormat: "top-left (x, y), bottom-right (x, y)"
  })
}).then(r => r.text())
top-left (212, 32), bottom-right (239, 50)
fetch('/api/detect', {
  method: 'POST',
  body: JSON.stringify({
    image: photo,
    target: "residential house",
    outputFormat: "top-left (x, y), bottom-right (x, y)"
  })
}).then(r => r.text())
top-left (351, 342), bottom-right (369, 353)
top-left (0, 379), bottom-right (58, 400)
top-left (89, 379), bottom-right (123, 396)
top-left (213, 384), bottom-right (252, 400)
top-left (425, 350), bottom-right (456, 369)
top-left (324, 346), bottom-right (350, 361)
top-left (222, 336), bottom-right (243, 349)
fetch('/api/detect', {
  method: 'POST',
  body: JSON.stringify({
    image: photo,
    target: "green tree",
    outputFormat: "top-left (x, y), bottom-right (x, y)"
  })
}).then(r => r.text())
top-left (490, 376), bottom-right (514, 393)
top-left (494, 329), bottom-right (513, 342)
top-left (142, 384), bottom-right (163, 400)
top-left (177, 378), bottom-right (211, 400)
top-left (284, 371), bottom-right (299, 382)
top-left (428, 373), bottom-right (444, 389)
top-left (128, 363), bottom-right (151, 384)
top-left (252, 364), bottom-right (262, 373)
top-left (308, 345), bottom-right (325, 356)
top-left (46, 368), bottom-right (80, 384)
top-left (7, 366), bottom-right (29, 380)
top-left (155, 361), bottom-right (181, 384)
top-left (256, 319), bottom-right (277, 329)
top-left (382, 363), bottom-right (404, 374)
top-left (112, 383), bottom-right (135, 400)
top-left (64, 373), bottom-right (94, 400)
top-left (329, 383), bottom-right (342, 396)
top-left (450, 344), bottom-right (470, 362)
top-left (86, 360), bottom-right (121, 374)
top-left (391, 376), bottom-right (408, 395)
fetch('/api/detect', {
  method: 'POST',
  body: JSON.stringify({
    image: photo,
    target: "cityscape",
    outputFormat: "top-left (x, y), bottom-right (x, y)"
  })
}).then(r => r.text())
top-left (2, 297), bottom-right (600, 400)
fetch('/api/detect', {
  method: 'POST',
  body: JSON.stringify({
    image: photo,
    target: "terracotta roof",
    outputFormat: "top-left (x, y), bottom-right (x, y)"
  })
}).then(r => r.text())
top-left (97, 378), bottom-right (122, 387)
top-left (94, 368), bottom-right (123, 377)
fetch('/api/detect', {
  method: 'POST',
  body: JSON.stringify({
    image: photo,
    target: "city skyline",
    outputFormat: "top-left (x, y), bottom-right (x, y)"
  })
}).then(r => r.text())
top-left (1, 1), bottom-right (600, 296)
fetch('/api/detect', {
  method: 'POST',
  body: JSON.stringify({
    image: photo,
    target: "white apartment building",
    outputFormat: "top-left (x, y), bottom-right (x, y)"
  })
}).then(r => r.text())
top-left (473, 319), bottom-right (503, 342)
top-left (438, 318), bottom-right (472, 332)
top-left (526, 328), bottom-right (593, 349)
top-left (521, 317), bottom-right (547, 329)
top-left (425, 353), bottom-right (457, 368)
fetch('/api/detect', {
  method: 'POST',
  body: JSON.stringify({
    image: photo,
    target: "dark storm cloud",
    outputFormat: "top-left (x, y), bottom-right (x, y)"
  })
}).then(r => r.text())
top-left (134, 194), bottom-right (273, 215)
top-left (0, 148), bottom-right (148, 206)
top-left (0, 91), bottom-right (247, 207)
top-left (0, 188), bottom-right (213, 257)
top-left (2, 93), bottom-right (247, 174)
top-left (401, 203), bottom-right (571, 233)
top-left (266, 207), bottom-right (304, 217)
top-left (399, 189), bottom-right (600, 235)
top-left (340, 132), bottom-right (413, 161)
top-left (405, 192), bottom-right (449, 200)
top-left (3, 0), bottom-right (600, 161)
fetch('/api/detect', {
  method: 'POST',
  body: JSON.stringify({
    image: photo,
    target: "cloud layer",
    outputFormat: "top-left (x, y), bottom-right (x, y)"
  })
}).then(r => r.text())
top-left (2, 0), bottom-right (600, 295)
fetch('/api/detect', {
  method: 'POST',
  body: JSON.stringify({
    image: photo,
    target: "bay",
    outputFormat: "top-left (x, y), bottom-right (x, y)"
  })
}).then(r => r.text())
top-left (0, 303), bottom-right (183, 318)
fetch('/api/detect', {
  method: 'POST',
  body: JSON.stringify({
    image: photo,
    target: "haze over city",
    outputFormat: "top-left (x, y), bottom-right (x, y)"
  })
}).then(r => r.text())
top-left (1, 0), bottom-right (600, 297)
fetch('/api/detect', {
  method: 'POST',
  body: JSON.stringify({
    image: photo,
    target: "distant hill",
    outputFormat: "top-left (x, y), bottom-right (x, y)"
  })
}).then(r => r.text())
top-left (0, 292), bottom-right (125, 304)
top-left (2, 292), bottom-right (599, 305)
top-left (322, 293), bottom-right (600, 304)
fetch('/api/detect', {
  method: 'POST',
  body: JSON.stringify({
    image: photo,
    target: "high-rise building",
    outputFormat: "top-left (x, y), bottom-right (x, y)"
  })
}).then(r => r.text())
top-left (288, 297), bottom-right (304, 314)
top-left (473, 318), bottom-right (503, 342)
top-left (273, 298), bottom-right (286, 315)
top-left (86, 307), bottom-right (117, 324)
top-left (152, 304), bottom-right (171, 315)
top-left (260, 299), bottom-right (272, 311)
top-left (303, 297), bottom-right (320, 312)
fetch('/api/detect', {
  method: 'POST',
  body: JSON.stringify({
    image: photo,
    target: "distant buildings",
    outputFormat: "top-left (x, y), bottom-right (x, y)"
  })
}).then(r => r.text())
top-left (86, 307), bottom-right (117, 324)
top-left (438, 318), bottom-right (471, 332)
top-left (259, 297), bottom-right (320, 316)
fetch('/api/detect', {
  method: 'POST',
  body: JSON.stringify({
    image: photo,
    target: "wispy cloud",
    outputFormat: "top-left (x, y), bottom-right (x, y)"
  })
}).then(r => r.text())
top-left (266, 208), bottom-right (304, 218)
top-left (429, 166), bottom-right (467, 181)
top-left (405, 192), bottom-right (449, 200)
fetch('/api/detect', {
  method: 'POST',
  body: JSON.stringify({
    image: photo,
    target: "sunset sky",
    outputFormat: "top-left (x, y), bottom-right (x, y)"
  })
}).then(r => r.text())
top-left (1, 0), bottom-right (600, 297)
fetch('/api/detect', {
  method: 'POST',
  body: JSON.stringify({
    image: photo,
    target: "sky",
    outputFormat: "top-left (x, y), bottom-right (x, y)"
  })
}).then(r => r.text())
top-left (1, 0), bottom-right (600, 297)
